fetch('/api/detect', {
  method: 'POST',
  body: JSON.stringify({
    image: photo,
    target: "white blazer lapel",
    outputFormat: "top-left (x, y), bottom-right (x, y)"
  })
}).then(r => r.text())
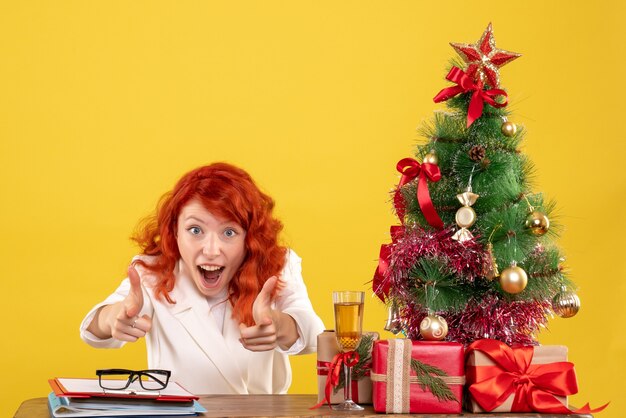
top-left (168, 264), bottom-right (247, 393)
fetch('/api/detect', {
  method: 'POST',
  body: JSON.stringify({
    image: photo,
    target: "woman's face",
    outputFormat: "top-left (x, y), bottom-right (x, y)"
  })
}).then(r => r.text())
top-left (176, 199), bottom-right (246, 298)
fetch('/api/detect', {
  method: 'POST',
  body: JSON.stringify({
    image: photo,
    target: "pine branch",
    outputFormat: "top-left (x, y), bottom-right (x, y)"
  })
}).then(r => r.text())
top-left (410, 359), bottom-right (458, 403)
top-left (408, 257), bottom-right (470, 311)
top-left (351, 334), bottom-right (374, 380)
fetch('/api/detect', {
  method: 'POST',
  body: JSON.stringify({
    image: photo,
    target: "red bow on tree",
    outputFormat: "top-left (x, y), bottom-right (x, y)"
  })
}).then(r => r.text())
top-left (466, 339), bottom-right (608, 414)
top-left (433, 66), bottom-right (508, 127)
top-left (394, 158), bottom-right (444, 229)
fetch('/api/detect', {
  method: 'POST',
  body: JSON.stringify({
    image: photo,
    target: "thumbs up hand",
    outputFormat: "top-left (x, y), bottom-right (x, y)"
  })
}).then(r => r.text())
top-left (109, 265), bottom-right (152, 342)
top-left (86, 264), bottom-right (152, 342)
top-left (123, 265), bottom-right (145, 318)
top-left (239, 276), bottom-right (279, 352)
top-left (239, 276), bottom-right (298, 352)
top-left (252, 276), bottom-right (278, 327)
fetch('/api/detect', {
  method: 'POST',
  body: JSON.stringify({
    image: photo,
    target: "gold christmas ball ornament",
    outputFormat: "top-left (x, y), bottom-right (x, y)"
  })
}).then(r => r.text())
top-left (501, 121), bottom-right (517, 137)
top-left (552, 289), bottom-right (581, 318)
top-left (423, 152), bottom-right (438, 165)
top-left (419, 314), bottom-right (448, 341)
top-left (525, 210), bottom-right (550, 236)
top-left (499, 264), bottom-right (528, 294)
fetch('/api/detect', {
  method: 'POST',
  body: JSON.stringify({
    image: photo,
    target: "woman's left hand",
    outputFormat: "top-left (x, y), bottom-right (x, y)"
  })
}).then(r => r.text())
top-left (239, 276), bottom-right (298, 351)
top-left (239, 276), bottom-right (278, 351)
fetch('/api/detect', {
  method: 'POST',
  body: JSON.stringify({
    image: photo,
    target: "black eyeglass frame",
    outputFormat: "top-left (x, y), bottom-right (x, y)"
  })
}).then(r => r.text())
top-left (96, 369), bottom-right (171, 391)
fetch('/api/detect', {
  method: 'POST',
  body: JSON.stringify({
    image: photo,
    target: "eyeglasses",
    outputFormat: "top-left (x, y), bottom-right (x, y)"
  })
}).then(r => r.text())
top-left (96, 369), bottom-right (171, 391)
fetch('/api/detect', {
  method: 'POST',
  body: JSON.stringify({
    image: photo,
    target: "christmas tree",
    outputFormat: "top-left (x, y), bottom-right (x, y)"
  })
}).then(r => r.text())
top-left (373, 23), bottom-right (581, 346)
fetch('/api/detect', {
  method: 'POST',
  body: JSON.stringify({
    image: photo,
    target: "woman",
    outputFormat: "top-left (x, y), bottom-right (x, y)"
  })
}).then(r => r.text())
top-left (80, 163), bottom-right (325, 394)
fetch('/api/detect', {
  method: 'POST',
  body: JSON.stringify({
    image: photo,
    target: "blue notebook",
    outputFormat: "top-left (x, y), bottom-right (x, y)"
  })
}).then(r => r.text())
top-left (47, 392), bottom-right (207, 417)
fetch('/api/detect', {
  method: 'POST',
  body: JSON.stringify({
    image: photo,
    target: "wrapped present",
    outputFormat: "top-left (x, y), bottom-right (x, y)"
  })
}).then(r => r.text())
top-left (466, 339), bottom-right (607, 414)
top-left (371, 339), bottom-right (464, 414)
top-left (316, 330), bottom-right (377, 405)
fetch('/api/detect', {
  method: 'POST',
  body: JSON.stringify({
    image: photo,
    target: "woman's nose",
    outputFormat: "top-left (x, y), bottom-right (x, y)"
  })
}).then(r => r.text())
top-left (202, 235), bottom-right (221, 257)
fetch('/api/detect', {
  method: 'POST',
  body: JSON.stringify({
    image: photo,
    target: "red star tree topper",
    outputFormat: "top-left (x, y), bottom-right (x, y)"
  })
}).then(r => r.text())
top-left (450, 23), bottom-right (521, 88)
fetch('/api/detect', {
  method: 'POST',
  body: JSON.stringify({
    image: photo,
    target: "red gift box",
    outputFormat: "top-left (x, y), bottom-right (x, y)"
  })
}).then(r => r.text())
top-left (465, 339), bottom-right (598, 414)
top-left (371, 339), bottom-right (464, 414)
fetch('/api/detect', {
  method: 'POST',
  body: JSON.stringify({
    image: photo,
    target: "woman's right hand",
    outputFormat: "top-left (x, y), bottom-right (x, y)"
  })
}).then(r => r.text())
top-left (87, 265), bottom-right (152, 341)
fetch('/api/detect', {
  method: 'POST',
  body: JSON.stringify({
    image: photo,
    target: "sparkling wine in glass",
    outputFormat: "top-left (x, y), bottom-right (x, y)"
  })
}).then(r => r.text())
top-left (332, 291), bottom-right (364, 411)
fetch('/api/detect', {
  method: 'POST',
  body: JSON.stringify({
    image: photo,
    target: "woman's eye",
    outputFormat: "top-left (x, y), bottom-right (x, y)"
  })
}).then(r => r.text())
top-left (224, 228), bottom-right (237, 238)
top-left (188, 226), bottom-right (202, 235)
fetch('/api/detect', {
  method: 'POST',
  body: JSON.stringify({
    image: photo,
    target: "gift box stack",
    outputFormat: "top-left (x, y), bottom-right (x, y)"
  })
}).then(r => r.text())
top-left (317, 334), bottom-right (605, 414)
top-left (316, 333), bottom-right (606, 414)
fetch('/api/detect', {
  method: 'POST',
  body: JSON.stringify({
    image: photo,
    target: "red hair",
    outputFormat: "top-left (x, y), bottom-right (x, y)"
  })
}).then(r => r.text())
top-left (132, 163), bottom-right (287, 326)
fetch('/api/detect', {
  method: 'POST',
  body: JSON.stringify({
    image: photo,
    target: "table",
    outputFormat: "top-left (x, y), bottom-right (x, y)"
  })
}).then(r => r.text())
top-left (14, 394), bottom-right (593, 417)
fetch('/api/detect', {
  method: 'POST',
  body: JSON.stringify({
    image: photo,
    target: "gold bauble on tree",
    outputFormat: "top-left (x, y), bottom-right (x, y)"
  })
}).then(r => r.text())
top-left (419, 314), bottom-right (448, 341)
top-left (499, 262), bottom-right (528, 294)
top-left (423, 151), bottom-right (438, 165)
top-left (552, 287), bottom-right (581, 318)
top-left (501, 121), bottom-right (517, 137)
top-left (525, 210), bottom-right (550, 236)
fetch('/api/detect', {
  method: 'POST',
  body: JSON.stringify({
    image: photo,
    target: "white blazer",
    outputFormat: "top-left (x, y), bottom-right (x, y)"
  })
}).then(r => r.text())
top-left (80, 250), bottom-right (325, 395)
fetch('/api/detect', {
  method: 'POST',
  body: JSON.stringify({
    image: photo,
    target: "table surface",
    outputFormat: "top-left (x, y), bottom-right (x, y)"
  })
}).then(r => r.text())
top-left (14, 394), bottom-right (593, 418)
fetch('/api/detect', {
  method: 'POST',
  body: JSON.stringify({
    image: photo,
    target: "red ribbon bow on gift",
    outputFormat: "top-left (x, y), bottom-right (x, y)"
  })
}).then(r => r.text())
top-left (311, 350), bottom-right (360, 409)
top-left (433, 66), bottom-right (508, 127)
top-left (372, 226), bottom-right (403, 302)
top-left (466, 339), bottom-right (608, 414)
top-left (394, 158), bottom-right (444, 230)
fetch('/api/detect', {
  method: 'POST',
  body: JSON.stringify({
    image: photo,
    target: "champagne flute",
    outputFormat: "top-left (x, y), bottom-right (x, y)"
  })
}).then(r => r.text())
top-left (332, 291), bottom-right (365, 411)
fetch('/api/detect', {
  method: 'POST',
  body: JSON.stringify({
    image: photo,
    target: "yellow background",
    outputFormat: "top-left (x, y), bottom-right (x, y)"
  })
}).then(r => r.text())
top-left (1, 1), bottom-right (624, 417)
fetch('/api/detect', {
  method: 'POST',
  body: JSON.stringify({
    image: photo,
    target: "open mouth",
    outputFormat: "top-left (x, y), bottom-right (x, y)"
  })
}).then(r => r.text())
top-left (198, 265), bottom-right (225, 287)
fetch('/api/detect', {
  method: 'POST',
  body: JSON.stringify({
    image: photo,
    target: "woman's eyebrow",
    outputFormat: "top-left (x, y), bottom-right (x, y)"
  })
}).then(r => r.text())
top-left (221, 221), bottom-right (243, 229)
top-left (183, 215), bottom-right (206, 224)
top-left (183, 215), bottom-right (240, 228)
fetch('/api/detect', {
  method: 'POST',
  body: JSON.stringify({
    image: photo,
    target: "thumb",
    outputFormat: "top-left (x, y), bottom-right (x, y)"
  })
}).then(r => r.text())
top-left (252, 276), bottom-right (277, 325)
top-left (125, 265), bottom-right (144, 318)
